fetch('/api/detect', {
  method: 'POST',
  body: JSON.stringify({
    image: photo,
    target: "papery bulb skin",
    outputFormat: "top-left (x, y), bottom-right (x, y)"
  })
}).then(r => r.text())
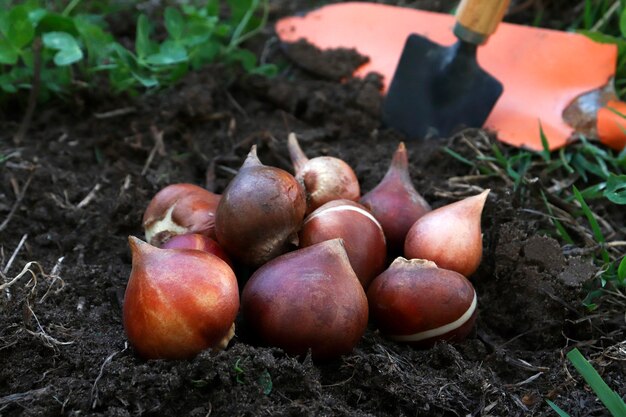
top-left (123, 236), bottom-right (239, 360)
top-left (367, 258), bottom-right (477, 347)
top-left (143, 183), bottom-right (221, 247)
top-left (242, 239), bottom-right (368, 360)
top-left (161, 233), bottom-right (232, 267)
top-left (404, 190), bottom-right (490, 277)
top-left (360, 142), bottom-right (430, 254)
top-left (299, 199), bottom-right (386, 289)
top-left (288, 133), bottom-right (360, 213)
top-left (215, 146), bottom-right (307, 267)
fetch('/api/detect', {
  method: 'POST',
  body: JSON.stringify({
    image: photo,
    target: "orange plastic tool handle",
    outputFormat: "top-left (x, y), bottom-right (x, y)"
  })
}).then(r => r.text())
top-left (455, 0), bottom-right (510, 44)
top-left (597, 100), bottom-right (626, 151)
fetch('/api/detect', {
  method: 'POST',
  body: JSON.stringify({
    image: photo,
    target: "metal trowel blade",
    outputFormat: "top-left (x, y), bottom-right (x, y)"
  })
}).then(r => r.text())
top-left (382, 34), bottom-right (503, 139)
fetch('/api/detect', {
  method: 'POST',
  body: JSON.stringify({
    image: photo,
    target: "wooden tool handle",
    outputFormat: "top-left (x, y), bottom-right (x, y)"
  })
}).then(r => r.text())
top-left (454, 0), bottom-right (510, 44)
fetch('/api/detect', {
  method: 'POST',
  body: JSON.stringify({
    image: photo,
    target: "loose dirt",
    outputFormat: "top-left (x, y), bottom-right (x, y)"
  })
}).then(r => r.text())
top-left (1, 1), bottom-right (624, 416)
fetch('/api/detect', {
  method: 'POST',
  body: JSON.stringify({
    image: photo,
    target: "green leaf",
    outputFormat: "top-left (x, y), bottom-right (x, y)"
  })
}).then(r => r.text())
top-left (540, 190), bottom-right (574, 244)
top-left (620, 6), bottom-right (626, 38)
top-left (135, 14), bottom-right (155, 59)
top-left (27, 8), bottom-right (48, 27)
top-left (567, 348), bottom-right (626, 417)
top-left (618, 256), bottom-right (626, 282)
top-left (189, 41), bottom-right (220, 68)
top-left (604, 174), bottom-right (626, 204)
top-left (538, 121), bottom-right (551, 162)
top-left (443, 147), bottom-right (475, 167)
top-left (145, 40), bottom-right (188, 65)
top-left (164, 7), bottom-right (184, 40)
top-left (206, 0), bottom-right (220, 16)
top-left (74, 16), bottom-right (114, 64)
top-left (227, 0), bottom-right (254, 22)
top-left (36, 12), bottom-right (78, 36)
top-left (0, 8), bottom-right (9, 36)
top-left (546, 399), bottom-right (571, 417)
top-left (0, 38), bottom-right (18, 64)
top-left (228, 47), bottom-right (257, 71)
top-left (111, 43), bottom-right (157, 88)
top-left (185, 19), bottom-right (216, 46)
top-left (572, 186), bottom-right (609, 263)
top-left (0, 74), bottom-right (18, 93)
top-left (42, 31), bottom-right (83, 65)
top-left (8, 6), bottom-right (35, 49)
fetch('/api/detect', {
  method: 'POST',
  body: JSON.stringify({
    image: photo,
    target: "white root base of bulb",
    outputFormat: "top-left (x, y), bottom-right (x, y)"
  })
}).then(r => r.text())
top-left (145, 204), bottom-right (188, 245)
top-left (304, 205), bottom-right (384, 233)
top-left (388, 292), bottom-right (477, 342)
top-left (213, 323), bottom-right (236, 352)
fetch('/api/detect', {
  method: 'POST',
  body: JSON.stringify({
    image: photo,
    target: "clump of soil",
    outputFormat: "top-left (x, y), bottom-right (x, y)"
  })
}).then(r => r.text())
top-left (1, 1), bottom-right (624, 416)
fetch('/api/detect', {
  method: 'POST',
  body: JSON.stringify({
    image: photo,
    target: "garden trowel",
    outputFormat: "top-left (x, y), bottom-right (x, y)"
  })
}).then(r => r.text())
top-left (383, 0), bottom-right (509, 139)
top-left (276, 2), bottom-right (626, 151)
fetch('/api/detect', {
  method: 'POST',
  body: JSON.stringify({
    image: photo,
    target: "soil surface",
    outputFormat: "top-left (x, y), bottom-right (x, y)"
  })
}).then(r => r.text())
top-left (1, 1), bottom-right (625, 416)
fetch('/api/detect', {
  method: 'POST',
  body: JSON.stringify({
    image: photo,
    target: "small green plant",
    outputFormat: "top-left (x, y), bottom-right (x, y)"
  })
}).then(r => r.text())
top-left (233, 358), bottom-right (245, 384)
top-left (547, 348), bottom-right (626, 417)
top-left (0, 0), bottom-right (276, 101)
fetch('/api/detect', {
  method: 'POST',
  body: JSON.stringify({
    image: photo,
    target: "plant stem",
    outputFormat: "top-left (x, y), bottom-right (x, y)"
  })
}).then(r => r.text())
top-left (13, 38), bottom-right (42, 145)
top-left (62, 0), bottom-right (83, 16)
top-left (229, 0), bottom-right (268, 50)
top-left (590, 0), bottom-right (620, 32)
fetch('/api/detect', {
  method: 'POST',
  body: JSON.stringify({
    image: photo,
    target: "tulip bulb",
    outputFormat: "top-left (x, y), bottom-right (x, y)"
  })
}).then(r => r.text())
top-left (404, 190), bottom-right (489, 277)
top-left (143, 183), bottom-right (221, 247)
top-left (360, 142), bottom-right (430, 253)
top-left (215, 145), bottom-right (307, 266)
top-left (299, 199), bottom-right (386, 288)
top-left (368, 257), bottom-right (477, 346)
top-left (242, 239), bottom-right (368, 360)
top-left (288, 133), bottom-right (360, 213)
top-left (123, 236), bottom-right (239, 359)
top-left (161, 233), bottom-right (231, 266)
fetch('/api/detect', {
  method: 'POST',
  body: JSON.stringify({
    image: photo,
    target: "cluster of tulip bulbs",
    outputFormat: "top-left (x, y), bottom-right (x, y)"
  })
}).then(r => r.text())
top-left (123, 133), bottom-right (489, 361)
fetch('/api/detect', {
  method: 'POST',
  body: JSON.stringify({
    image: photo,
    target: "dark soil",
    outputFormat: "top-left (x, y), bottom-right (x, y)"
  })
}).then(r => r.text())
top-left (1, 1), bottom-right (625, 416)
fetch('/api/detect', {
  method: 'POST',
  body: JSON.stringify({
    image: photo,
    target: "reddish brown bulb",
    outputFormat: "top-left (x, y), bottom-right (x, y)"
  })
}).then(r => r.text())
top-left (242, 239), bottom-right (368, 360)
top-left (299, 199), bottom-right (386, 288)
top-left (123, 236), bottom-right (239, 359)
top-left (215, 145), bottom-right (307, 267)
top-left (404, 190), bottom-right (490, 277)
top-left (368, 258), bottom-right (477, 347)
top-left (143, 183), bottom-right (221, 246)
top-left (360, 142), bottom-right (430, 253)
top-left (161, 233), bottom-right (231, 267)
top-left (288, 133), bottom-right (360, 213)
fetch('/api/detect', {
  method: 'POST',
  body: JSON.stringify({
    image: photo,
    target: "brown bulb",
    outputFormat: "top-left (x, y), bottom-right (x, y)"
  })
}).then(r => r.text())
top-left (143, 183), bottom-right (221, 246)
top-left (404, 190), bottom-right (490, 277)
top-left (215, 145), bottom-right (307, 266)
top-left (123, 236), bottom-right (239, 359)
top-left (161, 233), bottom-right (232, 267)
top-left (368, 257), bottom-right (477, 347)
top-left (288, 132), bottom-right (360, 213)
top-left (360, 142), bottom-right (430, 253)
top-left (242, 239), bottom-right (368, 360)
top-left (299, 199), bottom-right (386, 288)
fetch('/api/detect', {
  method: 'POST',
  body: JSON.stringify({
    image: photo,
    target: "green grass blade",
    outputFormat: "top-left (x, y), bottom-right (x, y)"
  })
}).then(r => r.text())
top-left (558, 148), bottom-right (575, 174)
top-left (572, 186), bottom-right (610, 263)
top-left (567, 348), bottom-right (626, 417)
top-left (442, 147), bottom-right (475, 167)
top-left (618, 256), bottom-right (626, 283)
top-left (539, 122), bottom-right (551, 162)
top-left (546, 399), bottom-right (571, 417)
top-left (540, 190), bottom-right (575, 244)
